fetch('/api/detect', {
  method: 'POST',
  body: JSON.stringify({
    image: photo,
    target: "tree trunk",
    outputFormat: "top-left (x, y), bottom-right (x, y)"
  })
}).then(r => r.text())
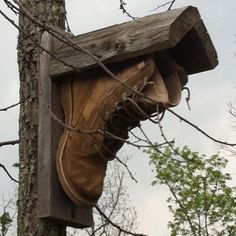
top-left (17, 1), bottom-right (66, 235)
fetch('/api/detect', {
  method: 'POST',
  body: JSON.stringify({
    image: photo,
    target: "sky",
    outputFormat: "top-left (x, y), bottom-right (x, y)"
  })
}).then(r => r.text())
top-left (0, 0), bottom-right (236, 235)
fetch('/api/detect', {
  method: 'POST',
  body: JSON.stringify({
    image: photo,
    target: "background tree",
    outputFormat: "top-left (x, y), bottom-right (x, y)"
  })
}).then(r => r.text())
top-left (0, 191), bottom-right (16, 236)
top-left (68, 157), bottom-right (139, 236)
top-left (147, 146), bottom-right (236, 236)
top-left (0, 156), bottom-right (140, 236)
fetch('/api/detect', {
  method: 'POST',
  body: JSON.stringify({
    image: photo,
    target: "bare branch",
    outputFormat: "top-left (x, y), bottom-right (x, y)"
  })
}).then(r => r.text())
top-left (9, 0), bottom-right (155, 102)
top-left (115, 156), bottom-right (137, 183)
top-left (0, 100), bottom-right (21, 112)
top-left (151, 1), bottom-right (173, 11)
top-left (167, 0), bottom-right (177, 11)
top-left (119, 0), bottom-right (137, 20)
top-left (166, 107), bottom-right (236, 146)
top-left (50, 109), bottom-right (101, 135)
top-left (156, 105), bottom-right (175, 148)
top-left (0, 95), bottom-right (30, 112)
top-left (95, 206), bottom-right (147, 236)
top-left (51, 106), bottom-right (164, 150)
top-left (51, 108), bottom-right (138, 182)
top-left (182, 87), bottom-right (191, 110)
top-left (64, 3), bottom-right (74, 35)
top-left (0, 140), bottom-right (19, 148)
top-left (151, 0), bottom-right (177, 12)
top-left (3, 0), bottom-right (18, 14)
top-left (9, 0), bottom-right (225, 151)
top-left (0, 9), bottom-right (79, 73)
top-left (0, 163), bottom-right (19, 184)
top-left (4, 0), bottom-right (171, 117)
top-left (138, 124), bottom-right (174, 149)
top-left (104, 129), bottom-right (162, 149)
top-left (164, 180), bottom-right (197, 236)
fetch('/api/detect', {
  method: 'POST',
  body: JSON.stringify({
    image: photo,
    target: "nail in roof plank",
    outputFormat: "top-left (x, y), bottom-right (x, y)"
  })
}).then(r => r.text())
top-left (50, 6), bottom-right (218, 78)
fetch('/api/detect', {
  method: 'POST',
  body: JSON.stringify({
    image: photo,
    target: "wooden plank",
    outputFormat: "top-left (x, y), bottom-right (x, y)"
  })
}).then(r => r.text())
top-left (193, 19), bottom-right (218, 70)
top-left (169, 19), bottom-right (218, 74)
top-left (50, 6), bottom-right (205, 78)
top-left (38, 32), bottom-right (93, 228)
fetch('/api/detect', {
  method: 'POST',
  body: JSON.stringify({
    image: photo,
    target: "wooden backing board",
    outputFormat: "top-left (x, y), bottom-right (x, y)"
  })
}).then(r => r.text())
top-left (38, 32), bottom-right (93, 228)
top-left (49, 6), bottom-right (218, 78)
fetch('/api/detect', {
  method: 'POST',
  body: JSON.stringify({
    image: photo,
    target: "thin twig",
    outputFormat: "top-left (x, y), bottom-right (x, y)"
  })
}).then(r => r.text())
top-left (3, 0), bottom-right (18, 14)
top-left (0, 140), bottom-right (19, 148)
top-left (50, 109), bottom-right (101, 135)
top-left (151, 0), bottom-right (176, 12)
top-left (156, 105), bottom-right (175, 148)
top-left (0, 100), bottom-right (21, 112)
top-left (0, 9), bottom-right (79, 73)
top-left (182, 87), bottom-right (191, 111)
top-left (95, 206), bottom-right (147, 236)
top-left (5, 0), bottom-right (179, 114)
top-left (115, 156), bottom-right (138, 183)
top-left (164, 180), bottom-right (197, 236)
top-left (0, 163), bottom-right (19, 184)
top-left (5, 0), bottom-right (230, 160)
top-left (138, 125), bottom-right (174, 148)
top-left (51, 105), bottom-right (158, 149)
top-left (167, 0), bottom-right (177, 11)
top-left (119, 0), bottom-right (137, 20)
top-left (167, 108), bottom-right (236, 147)
top-left (5, 0), bottom-right (173, 124)
top-left (151, 1), bottom-right (173, 11)
top-left (104, 130), bottom-right (160, 149)
top-left (51, 108), bottom-right (138, 183)
top-left (64, 3), bottom-right (74, 35)
top-left (0, 95), bottom-right (30, 112)
top-left (10, 0), bottom-right (156, 102)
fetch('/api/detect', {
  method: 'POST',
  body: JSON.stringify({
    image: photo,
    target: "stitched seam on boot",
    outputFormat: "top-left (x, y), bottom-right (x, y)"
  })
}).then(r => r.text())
top-left (57, 130), bottom-right (97, 207)
top-left (58, 82), bottom-right (93, 205)
top-left (72, 80), bottom-right (98, 128)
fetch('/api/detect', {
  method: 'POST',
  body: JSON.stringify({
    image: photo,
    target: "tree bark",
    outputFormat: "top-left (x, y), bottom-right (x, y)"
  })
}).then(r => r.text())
top-left (17, 1), bottom-right (66, 235)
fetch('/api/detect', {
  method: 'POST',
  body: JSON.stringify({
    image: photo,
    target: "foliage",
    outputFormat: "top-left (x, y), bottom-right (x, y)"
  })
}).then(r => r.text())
top-left (146, 146), bottom-right (236, 236)
top-left (0, 211), bottom-right (12, 236)
top-left (0, 189), bottom-right (18, 236)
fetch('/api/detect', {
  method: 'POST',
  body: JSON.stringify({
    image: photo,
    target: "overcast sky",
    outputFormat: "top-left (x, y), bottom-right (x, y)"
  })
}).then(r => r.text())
top-left (0, 0), bottom-right (236, 235)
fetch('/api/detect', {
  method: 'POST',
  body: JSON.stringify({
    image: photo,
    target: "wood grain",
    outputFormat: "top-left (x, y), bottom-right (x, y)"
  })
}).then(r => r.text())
top-left (38, 32), bottom-right (93, 228)
top-left (50, 6), bottom-right (218, 78)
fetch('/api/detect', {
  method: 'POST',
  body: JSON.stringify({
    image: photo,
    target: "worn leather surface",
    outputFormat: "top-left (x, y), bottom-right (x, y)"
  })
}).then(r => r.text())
top-left (56, 53), bottom-right (187, 207)
top-left (56, 58), bottom-right (156, 207)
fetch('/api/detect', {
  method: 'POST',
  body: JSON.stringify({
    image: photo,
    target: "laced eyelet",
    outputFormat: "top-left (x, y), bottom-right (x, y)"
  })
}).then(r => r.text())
top-left (122, 92), bottom-right (127, 100)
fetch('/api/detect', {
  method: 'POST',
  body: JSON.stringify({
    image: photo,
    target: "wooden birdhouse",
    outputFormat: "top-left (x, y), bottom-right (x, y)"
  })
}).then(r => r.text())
top-left (38, 6), bottom-right (218, 228)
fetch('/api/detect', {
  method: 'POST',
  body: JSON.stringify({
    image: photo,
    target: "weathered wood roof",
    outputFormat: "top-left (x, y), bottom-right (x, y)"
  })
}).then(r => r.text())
top-left (50, 6), bottom-right (218, 78)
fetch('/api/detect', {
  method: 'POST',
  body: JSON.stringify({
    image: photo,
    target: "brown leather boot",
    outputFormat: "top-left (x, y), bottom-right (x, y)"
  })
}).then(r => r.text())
top-left (103, 62), bottom-right (186, 156)
top-left (136, 51), bottom-right (188, 114)
top-left (108, 56), bottom-right (187, 129)
top-left (56, 59), bottom-right (155, 207)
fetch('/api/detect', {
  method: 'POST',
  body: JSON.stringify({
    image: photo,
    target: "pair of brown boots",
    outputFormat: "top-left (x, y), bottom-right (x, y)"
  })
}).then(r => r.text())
top-left (56, 52), bottom-right (187, 208)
